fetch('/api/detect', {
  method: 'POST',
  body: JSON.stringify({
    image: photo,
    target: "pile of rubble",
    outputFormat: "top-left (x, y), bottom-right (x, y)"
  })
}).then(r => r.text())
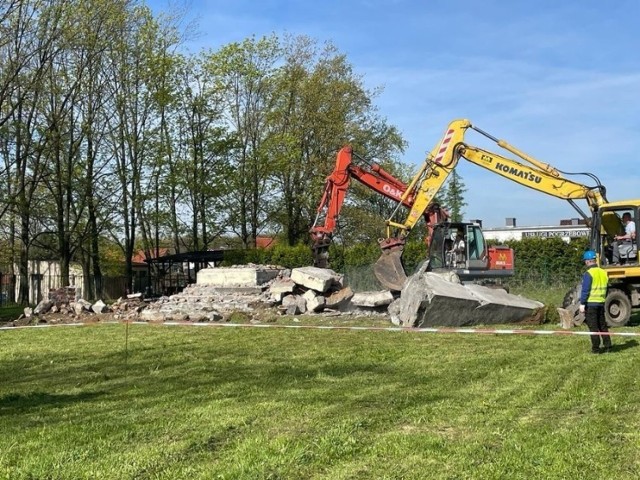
top-left (138, 266), bottom-right (393, 322)
top-left (12, 266), bottom-right (394, 326)
top-left (9, 264), bottom-right (544, 328)
top-left (14, 287), bottom-right (148, 325)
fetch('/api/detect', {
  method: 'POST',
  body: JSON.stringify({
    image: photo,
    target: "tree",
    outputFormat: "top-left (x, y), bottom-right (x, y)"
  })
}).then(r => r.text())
top-left (103, 4), bottom-right (158, 293)
top-left (171, 54), bottom-right (234, 251)
top-left (267, 35), bottom-right (404, 246)
top-left (206, 35), bottom-right (282, 249)
top-left (442, 170), bottom-right (467, 222)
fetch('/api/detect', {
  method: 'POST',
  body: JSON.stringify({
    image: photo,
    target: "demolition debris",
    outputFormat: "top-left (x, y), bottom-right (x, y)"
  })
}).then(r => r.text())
top-left (5, 264), bottom-right (544, 328)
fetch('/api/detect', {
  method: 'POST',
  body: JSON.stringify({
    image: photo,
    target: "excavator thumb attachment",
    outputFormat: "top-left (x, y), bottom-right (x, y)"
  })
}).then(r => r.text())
top-left (374, 246), bottom-right (408, 291)
top-left (311, 234), bottom-right (332, 269)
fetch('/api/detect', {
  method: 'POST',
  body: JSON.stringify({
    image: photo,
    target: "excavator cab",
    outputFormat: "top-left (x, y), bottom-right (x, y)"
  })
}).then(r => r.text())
top-left (374, 221), bottom-right (514, 291)
top-left (429, 223), bottom-right (489, 275)
top-left (597, 206), bottom-right (639, 267)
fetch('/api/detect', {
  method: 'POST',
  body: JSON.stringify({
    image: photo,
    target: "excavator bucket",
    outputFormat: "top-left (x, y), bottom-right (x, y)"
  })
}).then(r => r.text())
top-left (374, 249), bottom-right (408, 291)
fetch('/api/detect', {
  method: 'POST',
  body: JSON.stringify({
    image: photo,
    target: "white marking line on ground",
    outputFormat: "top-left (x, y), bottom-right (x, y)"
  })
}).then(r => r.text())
top-left (1, 321), bottom-right (638, 337)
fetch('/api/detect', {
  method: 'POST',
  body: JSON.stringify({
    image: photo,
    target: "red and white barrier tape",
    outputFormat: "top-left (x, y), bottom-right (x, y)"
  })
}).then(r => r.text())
top-left (1, 321), bottom-right (637, 337)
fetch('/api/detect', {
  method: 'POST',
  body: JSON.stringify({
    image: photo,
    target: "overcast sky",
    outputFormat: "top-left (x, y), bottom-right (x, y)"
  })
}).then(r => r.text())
top-left (146, 0), bottom-right (640, 228)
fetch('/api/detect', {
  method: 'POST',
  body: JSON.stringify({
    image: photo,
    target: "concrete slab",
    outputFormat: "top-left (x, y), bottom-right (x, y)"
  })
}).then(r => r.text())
top-left (282, 294), bottom-right (306, 314)
top-left (303, 290), bottom-right (326, 312)
top-left (197, 267), bottom-right (279, 287)
top-left (290, 267), bottom-right (340, 293)
top-left (351, 291), bottom-right (395, 307)
top-left (389, 270), bottom-right (543, 327)
top-left (270, 278), bottom-right (296, 294)
top-left (212, 286), bottom-right (264, 294)
top-left (325, 286), bottom-right (354, 309)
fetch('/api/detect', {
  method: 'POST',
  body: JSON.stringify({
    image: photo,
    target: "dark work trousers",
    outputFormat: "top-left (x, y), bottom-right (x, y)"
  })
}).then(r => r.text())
top-left (585, 305), bottom-right (612, 352)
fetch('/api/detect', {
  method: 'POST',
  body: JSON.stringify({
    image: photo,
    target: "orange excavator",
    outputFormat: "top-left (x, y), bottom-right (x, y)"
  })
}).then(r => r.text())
top-left (310, 146), bottom-right (447, 268)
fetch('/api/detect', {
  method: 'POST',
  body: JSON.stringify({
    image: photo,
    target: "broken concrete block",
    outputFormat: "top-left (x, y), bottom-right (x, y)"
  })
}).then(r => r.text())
top-left (290, 267), bottom-right (339, 293)
top-left (307, 296), bottom-right (326, 312)
top-left (92, 300), bottom-right (108, 314)
top-left (388, 274), bottom-right (429, 326)
top-left (302, 289), bottom-right (316, 301)
top-left (282, 294), bottom-right (307, 315)
top-left (390, 271), bottom-right (543, 327)
top-left (70, 299), bottom-right (92, 315)
top-left (270, 278), bottom-right (296, 294)
top-left (78, 299), bottom-right (93, 310)
top-left (197, 267), bottom-right (280, 287)
top-left (33, 300), bottom-right (54, 315)
top-left (270, 291), bottom-right (287, 303)
top-left (139, 309), bottom-right (167, 322)
top-left (269, 278), bottom-right (296, 302)
top-left (351, 290), bottom-right (395, 308)
top-left (303, 289), bottom-right (326, 312)
top-left (325, 286), bottom-right (354, 309)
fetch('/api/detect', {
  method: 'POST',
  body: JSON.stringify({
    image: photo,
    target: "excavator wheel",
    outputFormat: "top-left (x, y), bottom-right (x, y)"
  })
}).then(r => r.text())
top-left (605, 289), bottom-right (632, 327)
top-left (373, 249), bottom-right (408, 292)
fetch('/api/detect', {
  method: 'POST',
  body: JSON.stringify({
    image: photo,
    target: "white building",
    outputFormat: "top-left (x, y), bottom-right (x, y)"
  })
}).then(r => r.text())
top-left (12, 260), bottom-right (84, 304)
top-left (482, 218), bottom-right (589, 243)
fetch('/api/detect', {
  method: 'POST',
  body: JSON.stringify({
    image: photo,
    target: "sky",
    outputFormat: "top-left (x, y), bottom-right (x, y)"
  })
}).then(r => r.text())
top-left (146, 0), bottom-right (640, 228)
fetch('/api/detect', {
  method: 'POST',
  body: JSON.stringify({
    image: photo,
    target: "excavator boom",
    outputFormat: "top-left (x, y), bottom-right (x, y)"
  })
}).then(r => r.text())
top-left (375, 119), bottom-right (608, 291)
top-left (310, 146), bottom-right (447, 268)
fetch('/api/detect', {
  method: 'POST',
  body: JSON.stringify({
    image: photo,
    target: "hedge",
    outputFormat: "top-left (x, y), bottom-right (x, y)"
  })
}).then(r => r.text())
top-left (221, 236), bottom-right (590, 287)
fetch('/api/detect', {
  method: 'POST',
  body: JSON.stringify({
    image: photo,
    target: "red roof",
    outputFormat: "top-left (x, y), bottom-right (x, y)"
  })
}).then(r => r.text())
top-left (256, 236), bottom-right (277, 249)
top-left (132, 248), bottom-right (171, 264)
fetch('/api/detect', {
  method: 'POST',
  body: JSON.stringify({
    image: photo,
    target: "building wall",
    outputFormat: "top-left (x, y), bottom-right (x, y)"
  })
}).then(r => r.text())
top-left (483, 225), bottom-right (589, 243)
top-left (14, 261), bottom-right (84, 304)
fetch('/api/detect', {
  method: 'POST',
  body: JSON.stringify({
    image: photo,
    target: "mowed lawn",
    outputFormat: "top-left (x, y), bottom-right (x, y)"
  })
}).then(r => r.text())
top-left (1, 322), bottom-right (640, 479)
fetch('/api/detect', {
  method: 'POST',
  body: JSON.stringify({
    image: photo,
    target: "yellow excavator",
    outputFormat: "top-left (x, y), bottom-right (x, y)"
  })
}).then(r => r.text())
top-left (375, 118), bottom-right (640, 326)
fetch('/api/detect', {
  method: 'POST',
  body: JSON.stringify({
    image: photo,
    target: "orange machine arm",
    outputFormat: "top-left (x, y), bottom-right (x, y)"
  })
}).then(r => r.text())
top-left (310, 146), bottom-right (447, 267)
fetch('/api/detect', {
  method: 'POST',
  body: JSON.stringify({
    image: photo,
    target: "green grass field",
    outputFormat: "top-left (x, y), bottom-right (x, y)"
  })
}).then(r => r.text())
top-left (2, 321), bottom-right (640, 479)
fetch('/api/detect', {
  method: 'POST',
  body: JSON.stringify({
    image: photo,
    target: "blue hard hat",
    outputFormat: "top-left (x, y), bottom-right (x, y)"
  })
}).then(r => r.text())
top-left (582, 250), bottom-right (597, 261)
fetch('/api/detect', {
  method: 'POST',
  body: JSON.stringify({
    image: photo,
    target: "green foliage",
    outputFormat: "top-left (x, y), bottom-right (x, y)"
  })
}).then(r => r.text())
top-left (442, 171), bottom-right (467, 222)
top-left (221, 244), bottom-right (312, 268)
top-left (267, 243), bottom-right (314, 268)
top-left (504, 237), bottom-right (589, 285)
top-left (340, 241), bottom-right (380, 267)
top-left (220, 248), bottom-right (269, 266)
top-left (401, 239), bottom-right (430, 274)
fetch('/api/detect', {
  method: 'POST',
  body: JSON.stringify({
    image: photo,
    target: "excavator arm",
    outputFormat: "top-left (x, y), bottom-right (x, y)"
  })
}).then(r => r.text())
top-left (458, 135), bottom-right (607, 222)
top-left (310, 145), bottom-right (447, 267)
top-left (375, 119), bottom-right (608, 290)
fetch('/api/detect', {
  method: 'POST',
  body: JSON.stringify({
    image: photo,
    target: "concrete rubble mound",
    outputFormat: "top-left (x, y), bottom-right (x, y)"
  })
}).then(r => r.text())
top-left (133, 265), bottom-right (392, 321)
top-left (8, 264), bottom-right (544, 328)
top-left (388, 264), bottom-right (544, 327)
